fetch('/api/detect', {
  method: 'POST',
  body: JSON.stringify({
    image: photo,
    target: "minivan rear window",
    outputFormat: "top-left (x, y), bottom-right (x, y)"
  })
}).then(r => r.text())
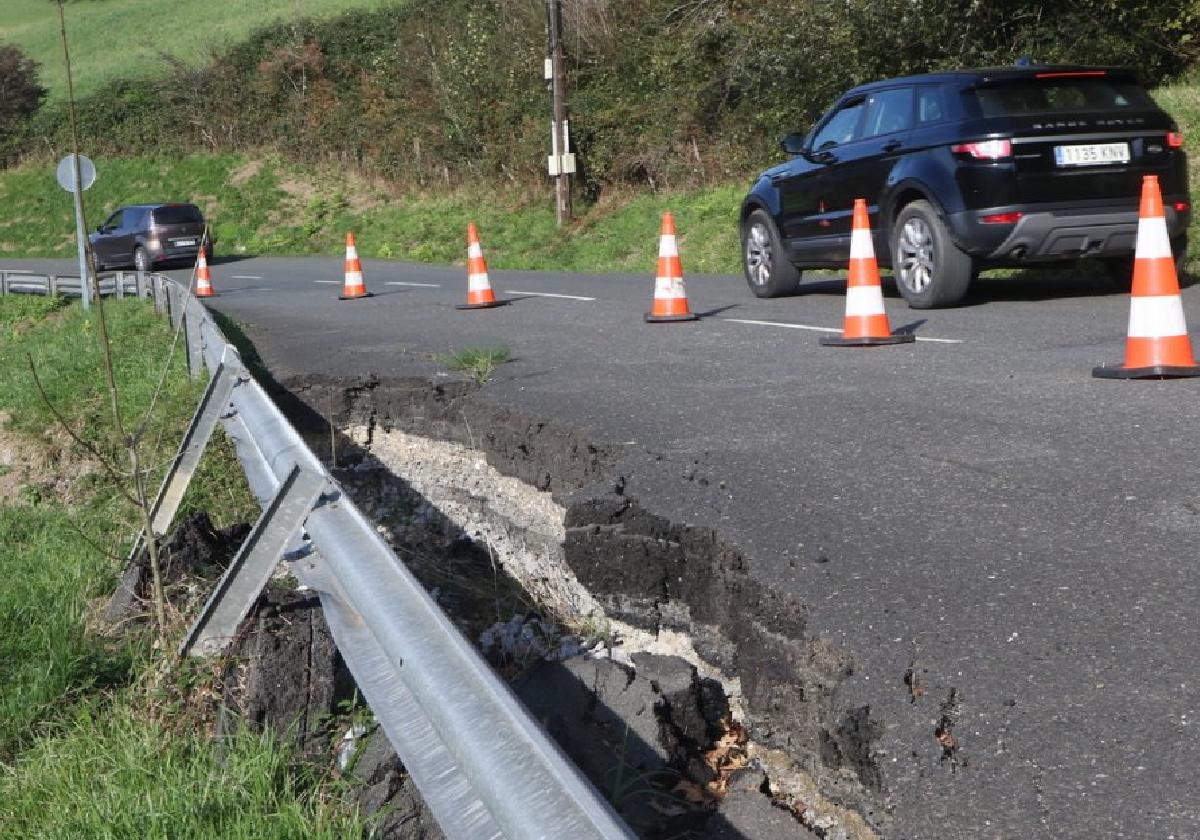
top-left (151, 205), bottom-right (203, 225)
top-left (972, 79), bottom-right (1156, 117)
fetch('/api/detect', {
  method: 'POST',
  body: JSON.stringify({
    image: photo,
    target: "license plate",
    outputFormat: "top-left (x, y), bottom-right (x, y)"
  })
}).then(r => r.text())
top-left (1054, 142), bottom-right (1130, 167)
top-left (173, 238), bottom-right (197, 247)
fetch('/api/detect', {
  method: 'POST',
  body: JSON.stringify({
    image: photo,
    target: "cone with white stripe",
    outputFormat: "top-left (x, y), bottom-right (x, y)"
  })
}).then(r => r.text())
top-left (194, 248), bottom-right (215, 298)
top-left (1093, 175), bottom-right (1200, 379)
top-left (645, 212), bottom-right (698, 322)
top-left (339, 232), bottom-right (372, 300)
top-left (820, 198), bottom-right (914, 347)
top-left (456, 223), bottom-right (509, 310)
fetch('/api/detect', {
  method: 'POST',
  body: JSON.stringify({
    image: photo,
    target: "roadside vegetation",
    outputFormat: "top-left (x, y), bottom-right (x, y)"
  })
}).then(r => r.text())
top-left (0, 1), bottom-right (1196, 274)
top-left (0, 295), bottom-right (361, 836)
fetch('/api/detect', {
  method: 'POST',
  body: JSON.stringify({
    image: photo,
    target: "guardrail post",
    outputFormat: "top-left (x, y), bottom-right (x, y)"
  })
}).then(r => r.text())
top-left (168, 282), bottom-right (183, 330)
top-left (114, 272), bottom-right (125, 299)
top-left (106, 361), bottom-right (240, 622)
top-left (180, 464), bottom-right (330, 657)
top-left (184, 301), bottom-right (203, 379)
top-left (153, 276), bottom-right (167, 315)
top-left (0, 272), bottom-right (7, 295)
top-left (48, 275), bottom-right (58, 296)
top-left (136, 269), bottom-right (147, 298)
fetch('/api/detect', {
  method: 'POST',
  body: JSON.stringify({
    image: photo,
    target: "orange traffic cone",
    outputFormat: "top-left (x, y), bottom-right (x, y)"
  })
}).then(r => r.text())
top-left (820, 198), bottom-right (913, 346)
top-left (456, 223), bottom-right (508, 310)
top-left (645, 212), bottom-right (698, 322)
top-left (194, 248), bottom-right (216, 298)
top-left (1094, 175), bottom-right (1200, 379)
top-left (339, 232), bottom-right (372, 300)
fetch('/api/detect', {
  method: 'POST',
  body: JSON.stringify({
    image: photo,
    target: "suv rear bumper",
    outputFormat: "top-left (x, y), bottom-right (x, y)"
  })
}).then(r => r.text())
top-left (947, 202), bottom-right (1190, 264)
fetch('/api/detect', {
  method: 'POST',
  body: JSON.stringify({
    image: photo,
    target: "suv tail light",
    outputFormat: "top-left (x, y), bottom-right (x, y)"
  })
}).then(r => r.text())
top-left (1167, 131), bottom-right (1184, 149)
top-left (951, 139), bottom-right (1012, 160)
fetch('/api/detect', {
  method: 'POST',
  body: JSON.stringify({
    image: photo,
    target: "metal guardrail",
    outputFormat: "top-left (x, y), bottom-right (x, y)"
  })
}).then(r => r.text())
top-left (2, 272), bottom-right (634, 839)
top-left (0, 269), bottom-right (150, 300)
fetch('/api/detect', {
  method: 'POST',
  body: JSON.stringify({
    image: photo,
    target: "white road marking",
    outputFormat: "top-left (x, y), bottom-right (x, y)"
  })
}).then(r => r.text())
top-left (386, 281), bottom-right (442, 288)
top-left (231, 274), bottom-right (262, 280)
top-left (5, 269), bottom-right (33, 274)
top-left (504, 290), bottom-right (596, 301)
top-left (722, 318), bottom-right (963, 344)
top-left (314, 280), bottom-right (341, 284)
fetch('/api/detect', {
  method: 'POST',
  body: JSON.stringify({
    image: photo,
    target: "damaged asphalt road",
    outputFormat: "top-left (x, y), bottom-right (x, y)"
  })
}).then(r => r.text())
top-left (7, 256), bottom-right (1200, 837)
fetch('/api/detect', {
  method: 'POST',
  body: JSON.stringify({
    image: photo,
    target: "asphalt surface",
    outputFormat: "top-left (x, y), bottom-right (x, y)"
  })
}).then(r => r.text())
top-left (8, 254), bottom-right (1200, 838)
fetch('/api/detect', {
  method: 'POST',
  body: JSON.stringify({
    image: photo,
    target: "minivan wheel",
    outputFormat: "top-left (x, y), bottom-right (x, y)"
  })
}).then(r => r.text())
top-left (742, 209), bottom-right (801, 298)
top-left (891, 200), bottom-right (973, 309)
top-left (133, 247), bottom-right (150, 273)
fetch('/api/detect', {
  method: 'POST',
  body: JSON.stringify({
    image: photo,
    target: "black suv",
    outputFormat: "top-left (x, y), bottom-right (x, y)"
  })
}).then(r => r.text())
top-left (89, 203), bottom-right (210, 272)
top-left (741, 65), bottom-right (1191, 307)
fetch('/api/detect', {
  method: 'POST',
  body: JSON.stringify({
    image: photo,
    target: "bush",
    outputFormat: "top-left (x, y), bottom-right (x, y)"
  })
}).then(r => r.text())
top-left (0, 44), bottom-right (47, 161)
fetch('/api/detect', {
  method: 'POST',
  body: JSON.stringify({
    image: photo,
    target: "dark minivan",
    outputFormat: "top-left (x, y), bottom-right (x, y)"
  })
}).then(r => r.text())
top-left (741, 65), bottom-right (1191, 307)
top-left (90, 203), bottom-right (210, 272)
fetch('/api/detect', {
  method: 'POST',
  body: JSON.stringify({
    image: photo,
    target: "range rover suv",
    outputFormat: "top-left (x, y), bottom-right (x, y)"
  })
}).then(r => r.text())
top-left (740, 65), bottom-right (1191, 307)
top-left (90, 203), bottom-right (211, 272)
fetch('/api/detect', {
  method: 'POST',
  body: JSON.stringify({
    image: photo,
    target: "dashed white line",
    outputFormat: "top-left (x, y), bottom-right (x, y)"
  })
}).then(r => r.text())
top-left (386, 281), bottom-right (442, 288)
top-left (504, 290), bottom-right (596, 301)
top-left (231, 275), bottom-right (262, 280)
top-left (722, 318), bottom-right (963, 344)
top-left (313, 280), bottom-right (340, 284)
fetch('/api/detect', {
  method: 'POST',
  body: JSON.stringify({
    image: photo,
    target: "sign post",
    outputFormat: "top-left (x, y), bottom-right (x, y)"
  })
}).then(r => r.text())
top-left (55, 154), bottom-right (96, 311)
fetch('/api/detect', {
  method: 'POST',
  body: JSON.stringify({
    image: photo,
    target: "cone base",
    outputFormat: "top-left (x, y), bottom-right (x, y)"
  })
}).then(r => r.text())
top-left (339, 291), bottom-right (374, 300)
top-left (1092, 363), bottom-right (1200, 379)
top-left (644, 312), bottom-right (699, 323)
top-left (820, 333), bottom-right (916, 347)
top-left (455, 299), bottom-right (510, 310)
top-left (195, 292), bottom-right (217, 299)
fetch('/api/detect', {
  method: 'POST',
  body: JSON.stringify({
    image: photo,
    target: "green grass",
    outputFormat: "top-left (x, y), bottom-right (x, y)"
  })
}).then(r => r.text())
top-left (0, 704), bottom-right (361, 839)
top-left (439, 344), bottom-right (512, 384)
top-left (0, 152), bottom-right (746, 275)
top-left (0, 295), bottom-right (351, 836)
top-left (1, 0), bottom-right (397, 101)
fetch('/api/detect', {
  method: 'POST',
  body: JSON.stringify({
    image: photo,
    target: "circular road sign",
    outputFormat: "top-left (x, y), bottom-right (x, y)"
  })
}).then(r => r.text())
top-left (56, 154), bottom-right (97, 193)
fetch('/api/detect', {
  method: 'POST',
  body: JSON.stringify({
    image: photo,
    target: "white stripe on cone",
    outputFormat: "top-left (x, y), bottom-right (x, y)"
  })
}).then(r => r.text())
top-left (346, 245), bottom-right (359, 260)
top-left (1134, 216), bottom-right (1173, 260)
top-left (468, 242), bottom-right (483, 259)
top-left (468, 273), bottom-right (491, 292)
top-left (845, 284), bottom-right (887, 316)
top-left (849, 228), bottom-right (875, 259)
top-left (659, 236), bottom-right (679, 257)
top-left (655, 277), bottom-right (687, 298)
top-left (1128, 295), bottom-right (1189, 338)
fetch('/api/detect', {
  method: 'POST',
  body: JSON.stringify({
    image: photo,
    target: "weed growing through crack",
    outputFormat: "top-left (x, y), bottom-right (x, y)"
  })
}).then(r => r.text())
top-left (439, 345), bottom-right (511, 384)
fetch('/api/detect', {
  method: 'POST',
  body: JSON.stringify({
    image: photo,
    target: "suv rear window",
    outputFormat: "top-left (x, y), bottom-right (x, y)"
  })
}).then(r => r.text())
top-left (151, 205), bottom-right (204, 225)
top-left (972, 79), bottom-right (1156, 117)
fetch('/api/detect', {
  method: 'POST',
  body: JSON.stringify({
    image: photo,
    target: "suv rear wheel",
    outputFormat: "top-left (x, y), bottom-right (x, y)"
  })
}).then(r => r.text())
top-left (133, 247), bottom-right (150, 273)
top-left (742, 209), bottom-right (801, 298)
top-left (891, 200), bottom-right (974, 309)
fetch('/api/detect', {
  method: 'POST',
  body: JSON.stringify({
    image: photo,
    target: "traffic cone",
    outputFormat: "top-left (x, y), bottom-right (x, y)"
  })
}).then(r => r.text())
top-left (1093, 175), bottom-right (1200, 379)
top-left (339, 232), bottom-right (372, 300)
top-left (194, 248), bottom-right (216, 298)
top-left (644, 212), bottom-right (698, 322)
top-left (820, 198), bottom-right (913, 347)
top-left (456, 223), bottom-right (508, 310)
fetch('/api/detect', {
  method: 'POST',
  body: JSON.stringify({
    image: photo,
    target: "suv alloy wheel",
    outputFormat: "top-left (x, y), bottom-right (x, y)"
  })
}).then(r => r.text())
top-left (742, 209), bottom-right (801, 297)
top-left (891, 200), bottom-right (974, 308)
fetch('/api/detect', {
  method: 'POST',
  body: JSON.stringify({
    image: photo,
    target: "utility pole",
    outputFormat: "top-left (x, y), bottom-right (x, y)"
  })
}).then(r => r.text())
top-left (546, 0), bottom-right (573, 226)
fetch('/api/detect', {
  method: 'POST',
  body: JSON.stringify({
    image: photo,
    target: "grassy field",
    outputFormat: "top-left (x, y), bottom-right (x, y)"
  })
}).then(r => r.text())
top-left (0, 295), bottom-right (358, 836)
top-left (1, 0), bottom-right (396, 101)
top-left (0, 153), bottom-right (748, 274)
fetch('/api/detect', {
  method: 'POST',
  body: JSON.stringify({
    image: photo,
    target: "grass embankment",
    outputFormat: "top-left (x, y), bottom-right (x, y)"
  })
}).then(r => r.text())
top-left (0, 296), bottom-right (361, 837)
top-left (1, 0), bottom-right (395, 101)
top-left (0, 153), bottom-right (746, 274)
